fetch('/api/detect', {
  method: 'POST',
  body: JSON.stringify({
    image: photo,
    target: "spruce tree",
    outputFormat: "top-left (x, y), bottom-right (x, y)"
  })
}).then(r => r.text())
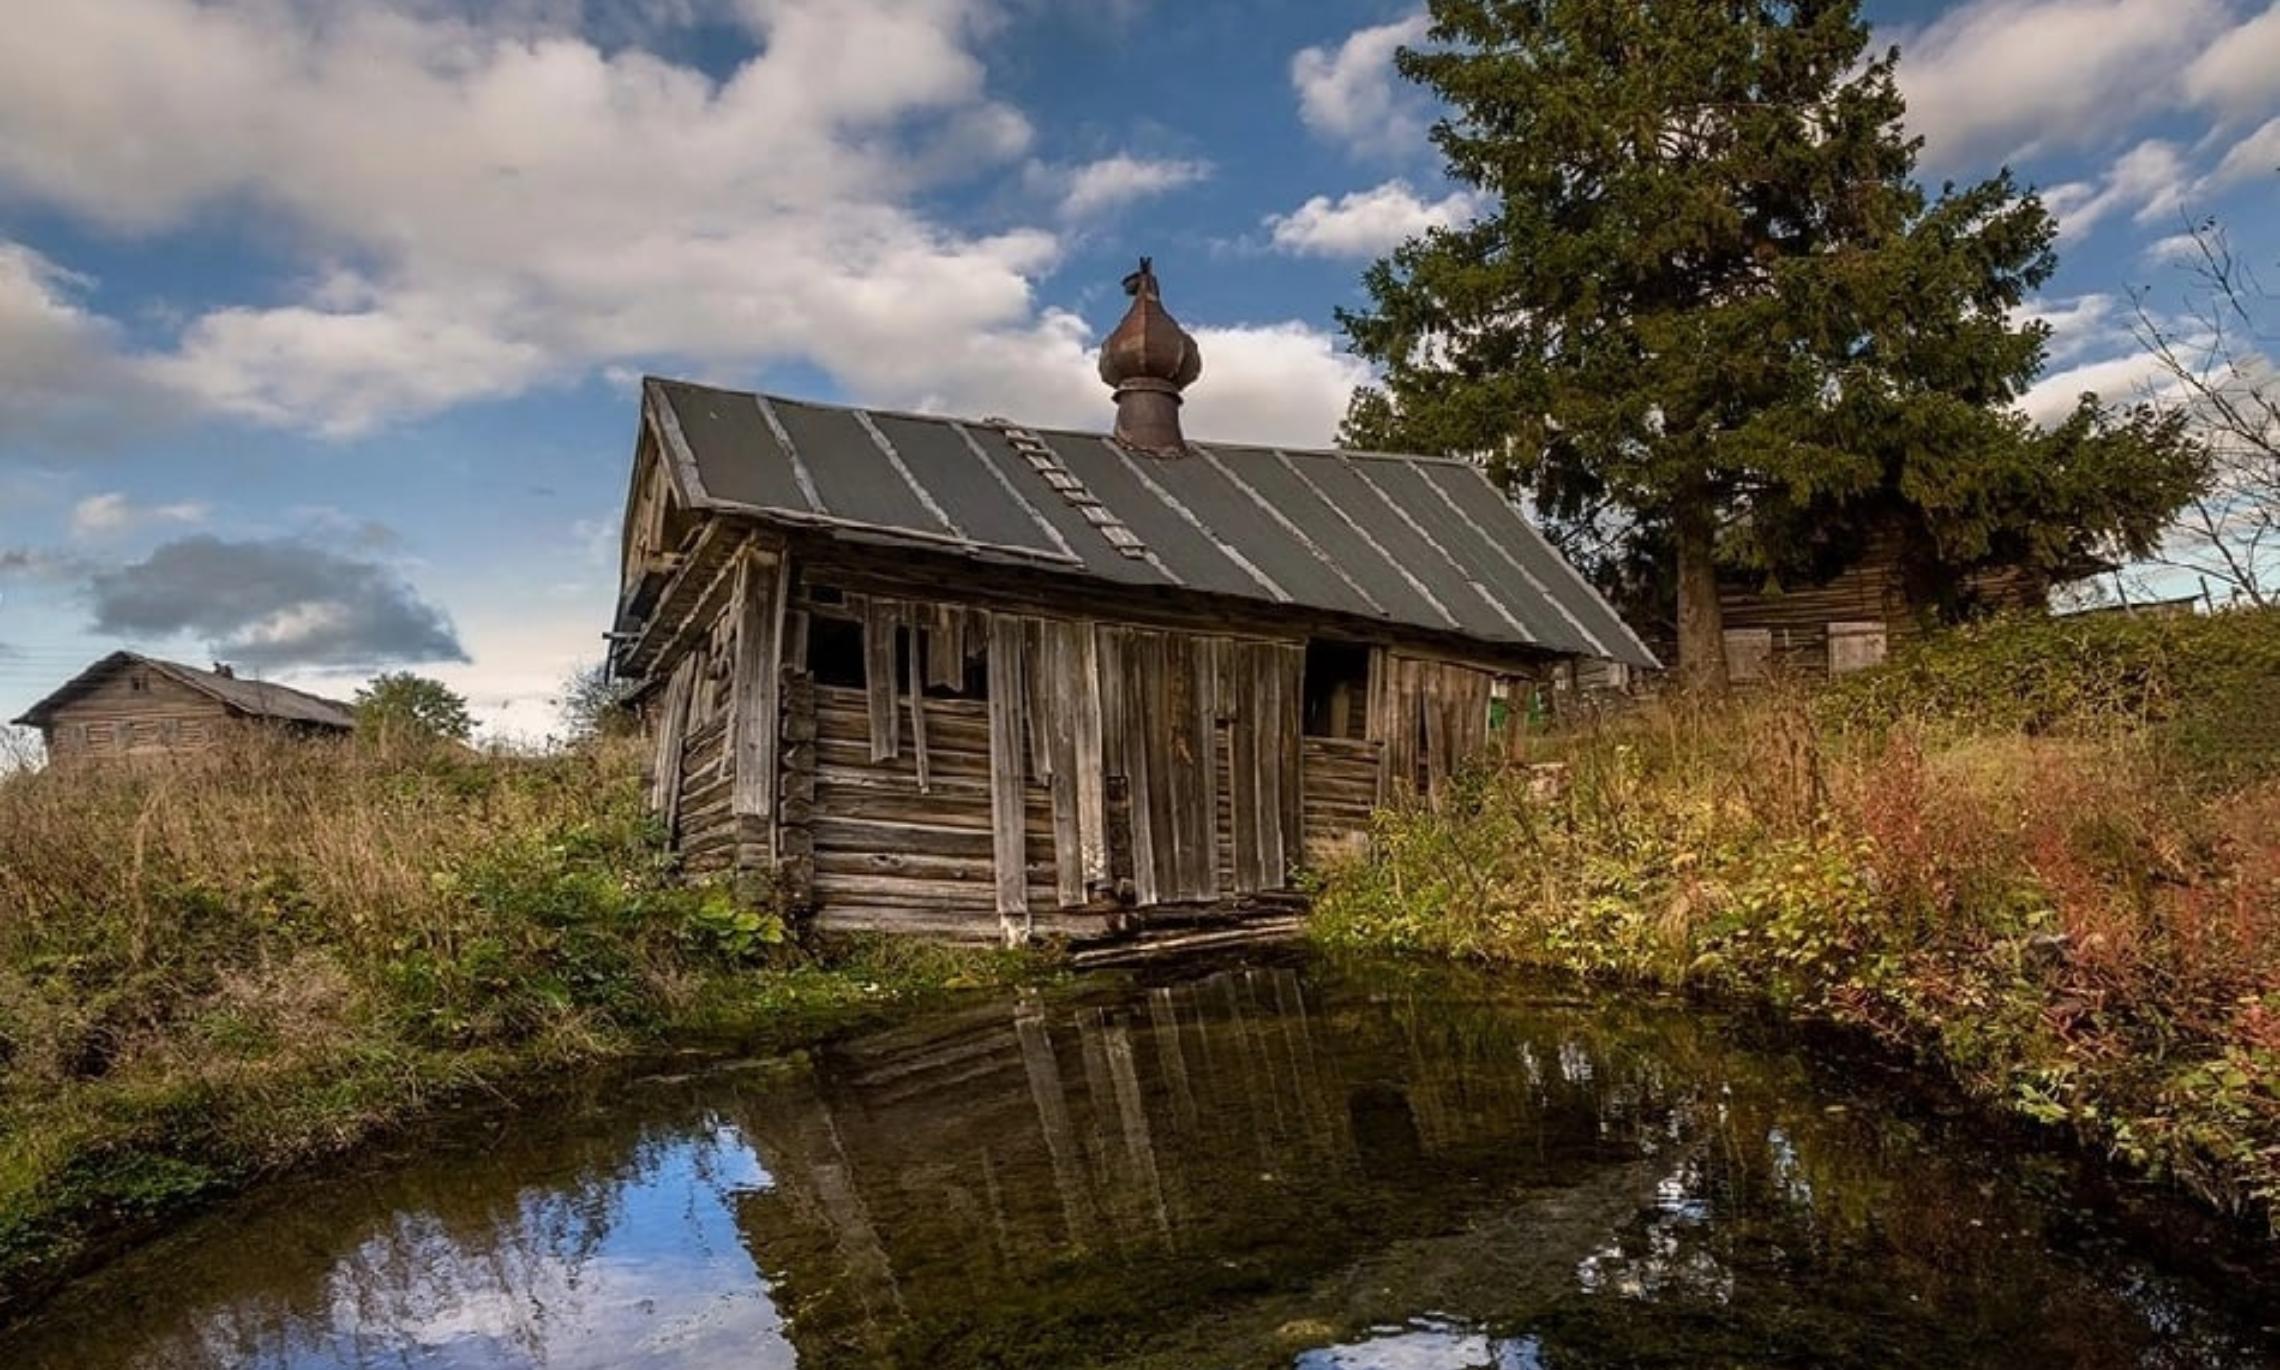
top-left (1339, 0), bottom-right (2204, 687)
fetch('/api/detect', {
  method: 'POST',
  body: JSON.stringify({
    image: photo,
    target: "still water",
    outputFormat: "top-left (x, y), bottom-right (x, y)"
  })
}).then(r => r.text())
top-left (8, 956), bottom-right (2279, 1368)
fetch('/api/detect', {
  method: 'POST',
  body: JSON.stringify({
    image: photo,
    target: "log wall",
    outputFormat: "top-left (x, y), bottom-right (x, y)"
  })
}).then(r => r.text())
top-left (42, 672), bottom-right (238, 765)
top-left (635, 536), bottom-right (1540, 943)
top-left (807, 683), bottom-right (1110, 940)
top-left (1719, 525), bottom-right (2051, 683)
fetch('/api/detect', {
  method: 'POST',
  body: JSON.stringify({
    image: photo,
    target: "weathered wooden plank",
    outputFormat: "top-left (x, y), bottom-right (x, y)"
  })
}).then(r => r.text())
top-left (1129, 629), bottom-right (1167, 905)
top-left (1190, 634), bottom-right (1223, 903)
top-left (816, 817), bottom-right (996, 859)
top-left (1042, 621), bottom-right (1084, 908)
top-left (907, 628), bottom-right (932, 794)
top-left (815, 740), bottom-right (1000, 780)
top-left (784, 608), bottom-right (810, 681)
top-left (778, 672), bottom-right (818, 906)
top-left (652, 653), bottom-right (696, 841)
top-left (815, 850), bottom-right (1058, 882)
top-left (1271, 641), bottom-right (1304, 885)
top-left (1021, 616), bottom-right (1053, 784)
top-left (986, 611), bottom-right (1030, 937)
top-left (863, 596), bottom-right (900, 761)
top-left (926, 603), bottom-right (965, 691)
top-left (1228, 643), bottom-right (1262, 894)
top-left (728, 551), bottom-right (782, 824)
top-left (1071, 619), bottom-right (1110, 895)
top-left (812, 792), bottom-right (1053, 839)
top-left (812, 874), bottom-right (1058, 906)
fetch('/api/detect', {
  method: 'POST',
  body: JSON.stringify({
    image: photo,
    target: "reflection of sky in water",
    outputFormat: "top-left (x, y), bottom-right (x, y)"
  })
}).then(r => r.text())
top-left (1294, 1317), bottom-right (1545, 1369)
top-left (10, 963), bottom-right (2277, 1369)
top-left (238, 1122), bottom-right (791, 1369)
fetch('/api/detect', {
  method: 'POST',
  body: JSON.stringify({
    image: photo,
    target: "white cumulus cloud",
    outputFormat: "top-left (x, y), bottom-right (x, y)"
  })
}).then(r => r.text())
top-left (1891, 0), bottom-right (2232, 164)
top-left (1050, 154), bottom-right (1210, 221)
top-left (1266, 180), bottom-right (1479, 258)
top-left (1291, 12), bottom-right (1433, 159)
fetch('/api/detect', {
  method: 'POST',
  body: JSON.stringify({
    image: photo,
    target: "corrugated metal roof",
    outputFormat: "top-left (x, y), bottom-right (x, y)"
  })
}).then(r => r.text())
top-left (11, 652), bottom-right (358, 730)
top-left (644, 377), bottom-right (1657, 668)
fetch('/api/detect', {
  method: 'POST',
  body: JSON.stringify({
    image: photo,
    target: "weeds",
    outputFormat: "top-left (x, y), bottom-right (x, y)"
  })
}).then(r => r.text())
top-left (1313, 608), bottom-right (2280, 1224)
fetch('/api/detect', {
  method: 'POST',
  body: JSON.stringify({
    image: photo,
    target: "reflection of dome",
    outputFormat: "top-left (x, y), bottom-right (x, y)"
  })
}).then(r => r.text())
top-left (1097, 258), bottom-right (1200, 454)
top-left (1098, 258), bottom-right (1202, 392)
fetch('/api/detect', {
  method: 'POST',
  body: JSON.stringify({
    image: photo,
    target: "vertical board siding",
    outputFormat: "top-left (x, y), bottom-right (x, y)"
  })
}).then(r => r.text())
top-left (1226, 640), bottom-right (1304, 893)
top-left (863, 596), bottom-right (901, 761)
top-left (728, 551), bottom-right (783, 824)
top-left (1369, 652), bottom-right (1497, 807)
top-left (648, 568), bottom-right (1530, 938)
top-left (651, 652), bottom-right (697, 841)
top-left (986, 612), bottom-right (1032, 938)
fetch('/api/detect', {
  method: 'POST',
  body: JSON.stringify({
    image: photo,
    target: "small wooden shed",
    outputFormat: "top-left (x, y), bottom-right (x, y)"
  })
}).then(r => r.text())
top-left (609, 262), bottom-right (1655, 943)
top-left (11, 652), bottom-right (356, 765)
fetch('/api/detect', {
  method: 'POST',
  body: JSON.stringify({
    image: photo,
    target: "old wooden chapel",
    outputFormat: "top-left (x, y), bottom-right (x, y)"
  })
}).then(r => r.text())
top-left (609, 261), bottom-right (1654, 943)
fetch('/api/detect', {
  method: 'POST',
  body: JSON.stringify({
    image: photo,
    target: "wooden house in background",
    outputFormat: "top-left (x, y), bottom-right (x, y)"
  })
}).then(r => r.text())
top-left (11, 652), bottom-right (356, 765)
top-left (608, 261), bottom-right (1655, 945)
top-left (1716, 519), bottom-right (2066, 685)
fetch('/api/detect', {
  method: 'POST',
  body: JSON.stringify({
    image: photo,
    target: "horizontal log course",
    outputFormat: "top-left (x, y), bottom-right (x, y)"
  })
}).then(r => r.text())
top-left (813, 785), bottom-right (1049, 831)
top-left (813, 906), bottom-right (1113, 942)
top-left (810, 875), bottom-right (1059, 908)
top-left (815, 684), bottom-right (988, 722)
top-left (814, 821), bottom-right (1058, 863)
top-left (816, 739), bottom-right (997, 779)
top-left (814, 850), bottom-right (1059, 884)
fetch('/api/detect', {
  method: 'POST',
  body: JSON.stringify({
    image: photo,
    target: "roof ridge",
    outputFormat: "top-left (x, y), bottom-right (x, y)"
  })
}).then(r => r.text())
top-left (645, 374), bottom-right (1476, 467)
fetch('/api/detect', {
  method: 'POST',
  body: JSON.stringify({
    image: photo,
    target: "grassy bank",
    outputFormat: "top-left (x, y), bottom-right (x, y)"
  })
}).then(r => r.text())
top-left (1312, 608), bottom-right (2280, 1222)
top-left (0, 734), bottom-right (1049, 1315)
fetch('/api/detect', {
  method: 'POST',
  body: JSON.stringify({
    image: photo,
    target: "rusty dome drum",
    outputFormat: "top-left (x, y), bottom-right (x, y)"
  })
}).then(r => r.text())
top-left (1098, 258), bottom-right (1200, 454)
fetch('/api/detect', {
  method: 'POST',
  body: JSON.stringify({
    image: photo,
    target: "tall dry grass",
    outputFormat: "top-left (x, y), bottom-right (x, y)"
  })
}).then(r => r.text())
top-left (1314, 613), bottom-right (2280, 1221)
top-left (0, 729), bottom-right (1032, 1314)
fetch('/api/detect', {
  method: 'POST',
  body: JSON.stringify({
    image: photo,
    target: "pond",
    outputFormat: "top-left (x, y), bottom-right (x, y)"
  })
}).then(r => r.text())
top-left (6, 954), bottom-right (2277, 1368)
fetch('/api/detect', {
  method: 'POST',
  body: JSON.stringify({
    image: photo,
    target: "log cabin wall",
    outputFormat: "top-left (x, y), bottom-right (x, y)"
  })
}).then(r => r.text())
top-left (767, 559), bottom-right (1527, 941)
top-left (635, 534), bottom-right (1543, 943)
top-left (1718, 524), bottom-right (2052, 685)
top-left (41, 670), bottom-right (234, 765)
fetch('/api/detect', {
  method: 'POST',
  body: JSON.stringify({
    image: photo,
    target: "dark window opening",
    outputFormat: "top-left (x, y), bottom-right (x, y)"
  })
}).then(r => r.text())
top-left (807, 615), bottom-right (865, 689)
top-left (808, 583), bottom-right (846, 608)
top-left (1302, 639), bottom-right (1371, 739)
top-left (129, 674), bottom-right (149, 693)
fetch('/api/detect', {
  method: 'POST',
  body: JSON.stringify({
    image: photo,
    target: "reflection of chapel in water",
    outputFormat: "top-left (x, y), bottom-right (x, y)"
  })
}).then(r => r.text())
top-left (729, 967), bottom-right (1771, 1366)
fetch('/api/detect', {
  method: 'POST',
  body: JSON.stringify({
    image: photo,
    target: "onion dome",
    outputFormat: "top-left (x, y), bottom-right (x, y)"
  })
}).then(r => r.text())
top-left (1098, 258), bottom-right (1201, 453)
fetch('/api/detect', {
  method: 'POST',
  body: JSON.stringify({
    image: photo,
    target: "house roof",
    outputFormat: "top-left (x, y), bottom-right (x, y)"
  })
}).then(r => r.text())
top-left (641, 378), bottom-right (1658, 668)
top-left (10, 652), bottom-right (359, 731)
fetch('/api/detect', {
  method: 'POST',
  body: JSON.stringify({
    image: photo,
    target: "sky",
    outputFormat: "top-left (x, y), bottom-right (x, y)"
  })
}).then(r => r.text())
top-left (1, 0), bottom-right (2275, 740)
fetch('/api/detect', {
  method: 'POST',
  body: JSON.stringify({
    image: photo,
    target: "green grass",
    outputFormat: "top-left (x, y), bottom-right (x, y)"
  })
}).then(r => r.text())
top-left (0, 733), bottom-right (1055, 1315)
top-left (1312, 607), bottom-right (2280, 1225)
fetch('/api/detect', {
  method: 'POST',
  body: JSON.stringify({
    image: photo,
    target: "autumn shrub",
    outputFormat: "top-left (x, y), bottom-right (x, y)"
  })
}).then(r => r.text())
top-left (1313, 608), bottom-right (2280, 1222)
